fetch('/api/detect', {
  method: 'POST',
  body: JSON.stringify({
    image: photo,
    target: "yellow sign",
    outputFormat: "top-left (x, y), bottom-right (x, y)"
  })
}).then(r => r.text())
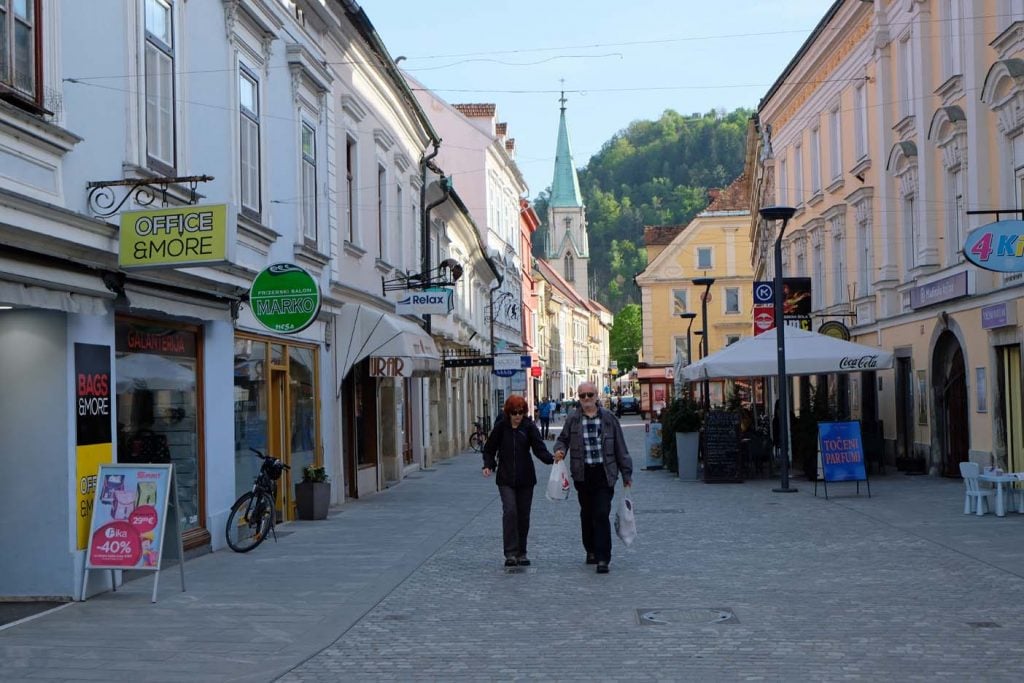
top-left (76, 443), bottom-right (112, 549)
top-left (119, 204), bottom-right (232, 268)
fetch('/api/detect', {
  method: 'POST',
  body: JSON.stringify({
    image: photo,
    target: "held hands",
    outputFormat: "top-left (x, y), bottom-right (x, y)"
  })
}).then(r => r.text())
top-left (482, 467), bottom-right (492, 478)
top-left (553, 450), bottom-right (565, 463)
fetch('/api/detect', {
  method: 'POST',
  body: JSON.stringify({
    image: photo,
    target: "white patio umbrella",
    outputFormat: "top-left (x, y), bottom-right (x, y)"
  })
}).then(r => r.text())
top-left (681, 327), bottom-right (893, 381)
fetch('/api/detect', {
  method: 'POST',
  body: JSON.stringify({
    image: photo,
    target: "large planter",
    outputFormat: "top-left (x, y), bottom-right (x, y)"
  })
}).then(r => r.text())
top-left (295, 481), bottom-right (330, 520)
top-left (676, 431), bottom-right (700, 480)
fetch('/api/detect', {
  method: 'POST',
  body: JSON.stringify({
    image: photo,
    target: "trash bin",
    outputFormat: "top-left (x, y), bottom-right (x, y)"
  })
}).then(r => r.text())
top-left (676, 431), bottom-right (699, 480)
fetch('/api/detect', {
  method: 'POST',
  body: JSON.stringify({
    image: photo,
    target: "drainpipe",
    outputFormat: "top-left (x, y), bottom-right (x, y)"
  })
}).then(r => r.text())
top-left (419, 142), bottom-right (442, 334)
top-left (488, 258), bottom-right (503, 424)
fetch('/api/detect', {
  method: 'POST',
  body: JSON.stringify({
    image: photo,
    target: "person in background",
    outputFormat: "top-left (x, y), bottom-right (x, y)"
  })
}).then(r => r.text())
top-left (553, 381), bottom-right (633, 574)
top-left (537, 397), bottom-right (553, 439)
top-left (482, 395), bottom-right (554, 567)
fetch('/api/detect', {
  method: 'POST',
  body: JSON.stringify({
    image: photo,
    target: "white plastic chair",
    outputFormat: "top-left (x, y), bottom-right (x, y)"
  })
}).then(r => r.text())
top-left (960, 461), bottom-right (994, 516)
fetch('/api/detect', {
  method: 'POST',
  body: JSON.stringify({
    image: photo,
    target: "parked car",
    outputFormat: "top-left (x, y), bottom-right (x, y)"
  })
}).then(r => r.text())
top-left (616, 396), bottom-right (640, 416)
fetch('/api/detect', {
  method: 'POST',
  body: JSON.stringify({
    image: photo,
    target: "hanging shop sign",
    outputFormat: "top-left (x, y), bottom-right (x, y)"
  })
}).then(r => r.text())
top-left (493, 353), bottom-right (521, 378)
top-left (817, 320), bottom-right (851, 341)
top-left (752, 278), bottom-right (812, 316)
top-left (119, 204), bottom-right (233, 269)
top-left (395, 287), bottom-right (454, 316)
top-left (963, 220), bottom-right (1024, 272)
top-left (249, 263), bottom-right (321, 334)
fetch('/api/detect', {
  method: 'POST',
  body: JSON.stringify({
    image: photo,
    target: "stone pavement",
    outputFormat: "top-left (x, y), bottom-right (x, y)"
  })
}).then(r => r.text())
top-left (4, 416), bottom-right (1024, 681)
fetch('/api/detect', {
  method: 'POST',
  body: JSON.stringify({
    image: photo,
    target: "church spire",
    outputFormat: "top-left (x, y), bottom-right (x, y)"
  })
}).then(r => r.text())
top-left (549, 91), bottom-right (583, 208)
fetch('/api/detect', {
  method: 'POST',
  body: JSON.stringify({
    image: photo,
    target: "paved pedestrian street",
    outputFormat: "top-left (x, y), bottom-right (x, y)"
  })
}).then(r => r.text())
top-left (4, 417), bottom-right (1024, 681)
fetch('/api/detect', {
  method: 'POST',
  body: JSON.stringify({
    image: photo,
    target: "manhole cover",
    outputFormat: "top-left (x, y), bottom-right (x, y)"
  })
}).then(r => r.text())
top-left (636, 608), bottom-right (738, 625)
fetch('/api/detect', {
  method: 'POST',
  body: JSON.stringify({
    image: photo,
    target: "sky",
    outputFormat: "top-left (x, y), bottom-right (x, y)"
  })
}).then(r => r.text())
top-left (364, 1), bottom-right (832, 199)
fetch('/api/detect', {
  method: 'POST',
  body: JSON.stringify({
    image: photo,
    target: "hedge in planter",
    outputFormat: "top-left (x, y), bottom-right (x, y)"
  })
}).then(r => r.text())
top-left (659, 396), bottom-right (702, 473)
top-left (296, 465), bottom-right (330, 520)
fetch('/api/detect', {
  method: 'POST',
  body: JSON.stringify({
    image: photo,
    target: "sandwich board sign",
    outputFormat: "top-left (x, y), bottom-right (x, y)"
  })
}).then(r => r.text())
top-left (81, 463), bottom-right (185, 603)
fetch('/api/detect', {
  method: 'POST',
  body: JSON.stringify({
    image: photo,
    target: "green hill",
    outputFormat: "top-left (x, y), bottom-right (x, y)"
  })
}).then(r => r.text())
top-left (533, 108), bottom-right (751, 313)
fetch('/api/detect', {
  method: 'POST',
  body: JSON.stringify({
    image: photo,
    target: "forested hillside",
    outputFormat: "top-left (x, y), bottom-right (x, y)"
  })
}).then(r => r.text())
top-left (532, 108), bottom-right (751, 313)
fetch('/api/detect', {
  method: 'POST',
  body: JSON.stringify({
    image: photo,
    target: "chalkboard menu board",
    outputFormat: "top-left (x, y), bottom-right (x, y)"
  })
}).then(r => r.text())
top-left (703, 410), bottom-right (743, 483)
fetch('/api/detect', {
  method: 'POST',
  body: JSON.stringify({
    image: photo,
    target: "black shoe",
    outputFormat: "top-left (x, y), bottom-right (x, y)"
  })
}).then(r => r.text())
top-left (596, 561), bottom-right (609, 574)
top-left (504, 557), bottom-right (518, 567)
top-left (586, 553), bottom-right (597, 565)
top-left (517, 556), bottom-right (531, 566)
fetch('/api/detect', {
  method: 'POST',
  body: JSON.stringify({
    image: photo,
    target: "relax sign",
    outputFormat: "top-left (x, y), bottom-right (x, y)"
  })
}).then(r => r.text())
top-left (395, 288), bottom-right (453, 316)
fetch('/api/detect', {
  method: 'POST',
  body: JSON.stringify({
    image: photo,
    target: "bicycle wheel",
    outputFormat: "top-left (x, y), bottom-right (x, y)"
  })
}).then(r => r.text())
top-left (225, 491), bottom-right (274, 553)
top-left (470, 431), bottom-right (485, 452)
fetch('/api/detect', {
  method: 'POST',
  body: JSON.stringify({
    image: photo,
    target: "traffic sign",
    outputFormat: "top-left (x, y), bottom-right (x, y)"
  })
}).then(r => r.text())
top-left (753, 282), bottom-right (774, 304)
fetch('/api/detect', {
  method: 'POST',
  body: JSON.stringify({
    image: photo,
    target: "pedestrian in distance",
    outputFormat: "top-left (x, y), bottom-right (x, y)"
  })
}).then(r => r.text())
top-left (537, 397), bottom-right (553, 439)
top-left (553, 381), bottom-right (633, 574)
top-left (482, 394), bottom-right (555, 567)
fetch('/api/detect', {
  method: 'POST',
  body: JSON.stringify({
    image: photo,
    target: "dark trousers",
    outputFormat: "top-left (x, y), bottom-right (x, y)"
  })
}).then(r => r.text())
top-left (540, 417), bottom-right (550, 439)
top-left (575, 464), bottom-right (615, 563)
top-left (498, 485), bottom-right (534, 559)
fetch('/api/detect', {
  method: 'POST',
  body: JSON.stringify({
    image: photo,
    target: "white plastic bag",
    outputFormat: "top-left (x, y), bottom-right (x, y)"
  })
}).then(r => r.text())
top-left (546, 459), bottom-right (571, 501)
top-left (615, 494), bottom-right (637, 546)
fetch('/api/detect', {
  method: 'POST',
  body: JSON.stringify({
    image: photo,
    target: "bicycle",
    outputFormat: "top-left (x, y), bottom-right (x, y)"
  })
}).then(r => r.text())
top-left (225, 448), bottom-right (290, 553)
top-left (469, 418), bottom-right (489, 452)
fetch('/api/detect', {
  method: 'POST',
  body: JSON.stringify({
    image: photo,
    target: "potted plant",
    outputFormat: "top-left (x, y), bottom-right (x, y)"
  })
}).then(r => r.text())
top-left (295, 464), bottom-right (330, 520)
top-left (660, 396), bottom-right (702, 479)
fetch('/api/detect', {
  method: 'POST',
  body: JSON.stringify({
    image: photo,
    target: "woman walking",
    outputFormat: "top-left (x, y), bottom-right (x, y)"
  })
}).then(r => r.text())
top-left (482, 395), bottom-right (554, 566)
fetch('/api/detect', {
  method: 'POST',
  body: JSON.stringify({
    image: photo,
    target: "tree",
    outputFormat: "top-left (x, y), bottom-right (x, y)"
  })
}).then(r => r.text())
top-left (609, 303), bottom-right (642, 374)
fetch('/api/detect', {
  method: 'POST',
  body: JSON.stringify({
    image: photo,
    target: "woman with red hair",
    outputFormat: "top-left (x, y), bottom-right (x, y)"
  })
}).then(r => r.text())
top-left (481, 394), bottom-right (554, 566)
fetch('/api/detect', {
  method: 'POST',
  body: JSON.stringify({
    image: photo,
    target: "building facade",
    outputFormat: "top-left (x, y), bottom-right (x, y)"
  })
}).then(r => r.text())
top-left (749, 0), bottom-right (1024, 475)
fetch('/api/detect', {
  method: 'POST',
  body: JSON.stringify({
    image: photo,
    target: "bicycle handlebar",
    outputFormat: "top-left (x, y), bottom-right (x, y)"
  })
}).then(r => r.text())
top-left (249, 447), bottom-right (291, 469)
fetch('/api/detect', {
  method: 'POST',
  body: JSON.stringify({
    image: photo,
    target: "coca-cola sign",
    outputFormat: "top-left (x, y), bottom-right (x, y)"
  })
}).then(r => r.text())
top-left (839, 355), bottom-right (879, 370)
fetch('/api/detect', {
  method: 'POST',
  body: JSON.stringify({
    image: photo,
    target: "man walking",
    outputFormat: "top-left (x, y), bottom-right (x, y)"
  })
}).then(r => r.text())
top-left (538, 397), bottom-right (553, 439)
top-left (553, 381), bottom-right (632, 574)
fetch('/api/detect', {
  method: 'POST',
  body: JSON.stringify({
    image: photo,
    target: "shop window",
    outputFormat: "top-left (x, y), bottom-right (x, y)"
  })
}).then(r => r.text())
top-left (115, 320), bottom-right (200, 534)
top-left (289, 346), bottom-right (317, 478)
top-left (233, 338), bottom-right (267, 498)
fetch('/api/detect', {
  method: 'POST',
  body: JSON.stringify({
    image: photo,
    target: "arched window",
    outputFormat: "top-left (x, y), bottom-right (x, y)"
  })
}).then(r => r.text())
top-left (564, 253), bottom-right (575, 281)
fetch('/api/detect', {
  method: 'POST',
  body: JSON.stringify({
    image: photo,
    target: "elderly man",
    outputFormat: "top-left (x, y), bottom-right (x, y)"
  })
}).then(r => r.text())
top-left (554, 381), bottom-right (632, 574)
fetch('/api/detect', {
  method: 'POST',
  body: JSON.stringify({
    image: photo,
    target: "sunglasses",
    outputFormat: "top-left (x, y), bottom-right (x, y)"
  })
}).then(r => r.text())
top-left (509, 410), bottom-right (525, 416)
top-left (579, 392), bottom-right (596, 399)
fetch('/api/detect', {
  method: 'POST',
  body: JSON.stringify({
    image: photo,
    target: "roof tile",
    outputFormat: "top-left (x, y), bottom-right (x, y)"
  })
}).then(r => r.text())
top-left (452, 103), bottom-right (496, 118)
top-left (705, 172), bottom-right (750, 212)
top-left (643, 225), bottom-right (686, 246)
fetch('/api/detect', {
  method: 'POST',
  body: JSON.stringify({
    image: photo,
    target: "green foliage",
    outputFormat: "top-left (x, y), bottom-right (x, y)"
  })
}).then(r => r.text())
top-left (609, 304), bottom-right (641, 373)
top-left (659, 396), bottom-right (702, 473)
top-left (302, 465), bottom-right (329, 483)
top-left (532, 108), bottom-right (751, 313)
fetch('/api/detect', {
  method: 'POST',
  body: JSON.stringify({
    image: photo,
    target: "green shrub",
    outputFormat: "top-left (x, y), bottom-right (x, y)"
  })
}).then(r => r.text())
top-left (659, 396), bottom-right (702, 473)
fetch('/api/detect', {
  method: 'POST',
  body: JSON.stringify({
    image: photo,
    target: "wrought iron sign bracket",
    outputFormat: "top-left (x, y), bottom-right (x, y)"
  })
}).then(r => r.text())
top-left (87, 174), bottom-right (215, 218)
top-left (382, 258), bottom-right (464, 295)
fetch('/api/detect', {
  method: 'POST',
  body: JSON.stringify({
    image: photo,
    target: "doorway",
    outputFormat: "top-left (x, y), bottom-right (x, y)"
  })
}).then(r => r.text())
top-left (895, 355), bottom-right (916, 470)
top-left (269, 366), bottom-right (291, 519)
top-left (341, 358), bottom-right (378, 499)
top-left (997, 345), bottom-right (1023, 472)
top-left (933, 332), bottom-right (969, 477)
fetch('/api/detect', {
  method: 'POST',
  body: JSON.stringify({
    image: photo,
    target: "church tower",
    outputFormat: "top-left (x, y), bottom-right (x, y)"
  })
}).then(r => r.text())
top-left (546, 92), bottom-right (589, 294)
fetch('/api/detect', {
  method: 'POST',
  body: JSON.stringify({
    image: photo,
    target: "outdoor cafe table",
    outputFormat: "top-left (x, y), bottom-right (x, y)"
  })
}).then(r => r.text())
top-left (978, 472), bottom-right (1024, 517)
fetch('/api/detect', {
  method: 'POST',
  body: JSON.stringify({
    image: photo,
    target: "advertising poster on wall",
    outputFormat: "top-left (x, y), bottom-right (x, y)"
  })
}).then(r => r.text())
top-left (86, 464), bottom-right (172, 570)
top-left (75, 344), bottom-right (113, 550)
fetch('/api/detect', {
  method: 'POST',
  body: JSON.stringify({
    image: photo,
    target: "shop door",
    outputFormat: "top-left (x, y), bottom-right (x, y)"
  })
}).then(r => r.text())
top-left (999, 346), bottom-right (1023, 472)
top-left (269, 366), bottom-right (292, 519)
top-left (402, 380), bottom-right (413, 466)
top-left (895, 356), bottom-right (915, 469)
top-left (941, 350), bottom-right (969, 477)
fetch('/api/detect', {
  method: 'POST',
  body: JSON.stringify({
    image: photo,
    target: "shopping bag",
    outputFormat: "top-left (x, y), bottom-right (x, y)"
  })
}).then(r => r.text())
top-left (615, 494), bottom-right (637, 546)
top-left (546, 459), bottom-right (571, 501)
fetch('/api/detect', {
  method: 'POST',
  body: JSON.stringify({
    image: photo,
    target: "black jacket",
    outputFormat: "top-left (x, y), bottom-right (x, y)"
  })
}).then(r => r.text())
top-left (482, 415), bottom-right (554, 488)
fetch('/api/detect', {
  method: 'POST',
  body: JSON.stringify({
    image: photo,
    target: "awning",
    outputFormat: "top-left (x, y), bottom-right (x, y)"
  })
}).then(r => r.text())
top-left (125, 285), bottom-right (233, 323)
top-left (0, 280), bottom-right (112, 315)
top-left (336, 303), bottom-right (440, 382)
top-left (0, 254), bottom-right (115, 316)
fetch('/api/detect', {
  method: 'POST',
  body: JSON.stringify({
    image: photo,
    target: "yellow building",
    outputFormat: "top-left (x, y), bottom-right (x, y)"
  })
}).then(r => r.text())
top-left (635, 174), bottom-right (753, 413)
top-left (749, 0), bottom-right (1024, 476)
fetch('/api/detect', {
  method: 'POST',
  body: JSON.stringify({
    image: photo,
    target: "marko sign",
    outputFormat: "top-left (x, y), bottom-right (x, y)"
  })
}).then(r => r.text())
top-left (249, 263), bottom-right (321, 334)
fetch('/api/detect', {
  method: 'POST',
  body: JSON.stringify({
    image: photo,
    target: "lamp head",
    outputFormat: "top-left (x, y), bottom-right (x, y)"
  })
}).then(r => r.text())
top-left (679, 312), bottom-right (697, 320)
top-left (440, 258), bottom-right (464, 283)
top-left (759, 205), bottom-right (796, 222)
top-left (692, 277), bottom-right (715, 287)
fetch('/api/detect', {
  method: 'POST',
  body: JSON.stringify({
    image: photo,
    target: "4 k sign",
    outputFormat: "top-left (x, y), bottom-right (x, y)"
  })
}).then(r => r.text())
top-left (249, 263), bottom-right (321, 334)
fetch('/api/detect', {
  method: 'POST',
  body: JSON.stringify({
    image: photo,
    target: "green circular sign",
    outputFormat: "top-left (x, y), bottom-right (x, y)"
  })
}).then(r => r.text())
top-left (249, 263), bottom-right (321, 334)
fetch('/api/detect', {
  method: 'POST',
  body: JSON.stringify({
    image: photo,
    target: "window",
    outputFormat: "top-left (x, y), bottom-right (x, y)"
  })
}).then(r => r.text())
top-left (943, 0), bottom-right (962, 78)
top-left (725, 287), bottom-right (739, 314)
top-left (947, 167), bottom-right (965, 265)
top-left (832, 224), bottom-right (846, 306)
top-left (779, 156), bottom-right (788, 205)
top-left (671, 288), bottom-right (688, 315)
top-left (239, 67), bottom-right (260, 216)
top-left (674, 336), bottom-right (689, 365)
top-left (564, 253), bottom-right (575, 281)
top-left (794, 143), bottom-right (804, 205)
top-left (145, 0), bottom-right (175, 170)
top-left (697, 247), bottom-right (712, 270)
top-left (899, 34), bottom-right (914, 118)
top-left (377, 164), bottom-right (386, 260)
top-left (903, 196), bottom-right (917, 271)
top-left (829, 107), bottom-right (842, 180)
top-left (810, 127), bottom-right (822, 195)
top-left (726, 335), bottom-right (740, 346)
top-left (812, 235), bottom-right (824, 310)
top-left (0, 0), bottom-right (41, 107)
top-left (854, 83), bottom-right (868, 161)
top-left (396, 184), bottom-right (404, 264)
top-left (301, 122), bottom-right (317, 242)
top-left (856, 209), bottom-right (874, 297)
top-left (345, 137), bottom-right (356, 243)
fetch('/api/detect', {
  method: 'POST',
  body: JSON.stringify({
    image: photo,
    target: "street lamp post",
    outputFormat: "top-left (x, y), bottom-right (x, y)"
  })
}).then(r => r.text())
top-left (760, 205), bottom-right (797, 494)
top-left (692, 277), bottom-right (715, 413)
top-left (679, 312), bottom-right (697, 401)
top-left (692, 330), bottom-right (704, 405)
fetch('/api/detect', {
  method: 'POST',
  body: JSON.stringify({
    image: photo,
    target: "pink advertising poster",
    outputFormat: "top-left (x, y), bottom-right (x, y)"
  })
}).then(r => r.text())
top-left (85, 464), bottom-right (172, 571)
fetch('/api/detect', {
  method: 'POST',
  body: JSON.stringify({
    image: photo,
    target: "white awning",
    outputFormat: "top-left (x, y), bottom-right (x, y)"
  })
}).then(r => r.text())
top-left (0, 280), bottom-right (112, 315)
top-left (336, 303), bottom-right (440, 382)
top-left (124, 285), bottom-right (233, 323)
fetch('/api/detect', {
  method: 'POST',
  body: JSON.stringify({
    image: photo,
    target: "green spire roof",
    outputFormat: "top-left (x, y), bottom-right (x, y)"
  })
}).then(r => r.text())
top-left (550, 93), bottom-right (583, 208)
